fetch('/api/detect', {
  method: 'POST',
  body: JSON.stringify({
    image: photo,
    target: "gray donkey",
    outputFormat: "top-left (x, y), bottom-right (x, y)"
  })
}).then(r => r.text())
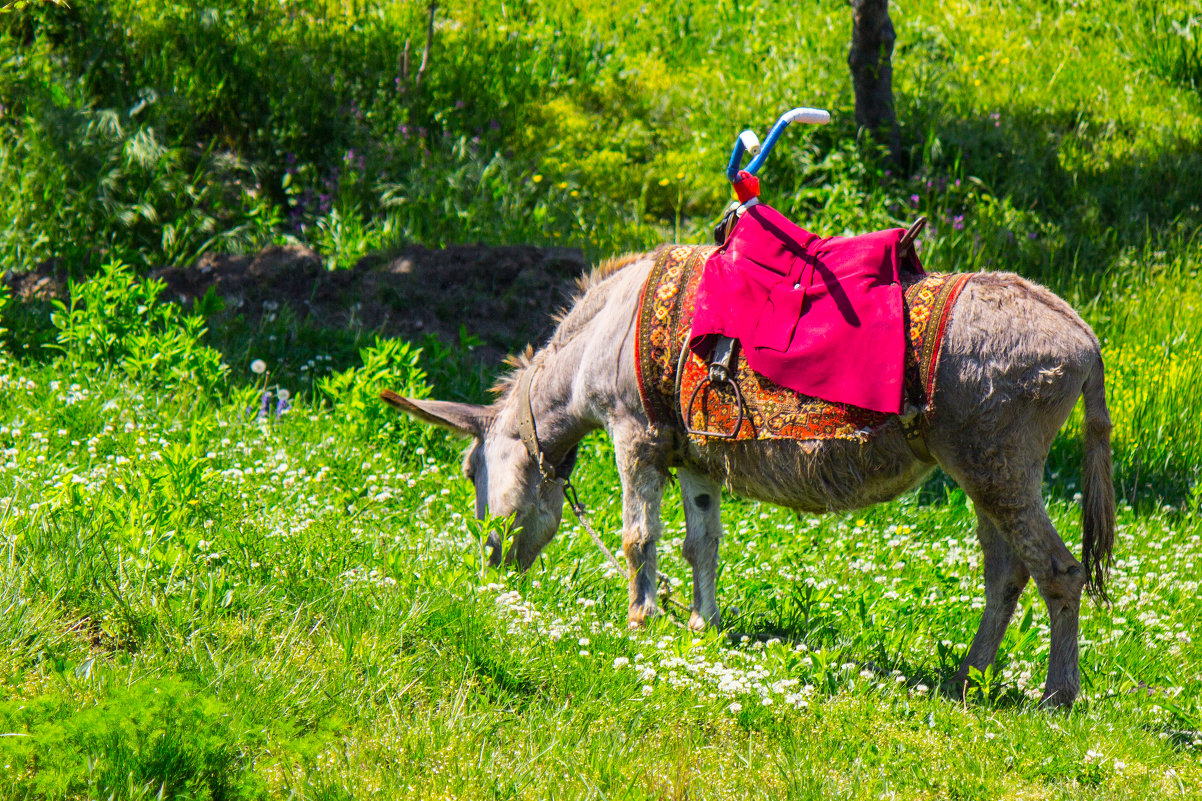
top-left (383, 251), bottom-right (1115, 707)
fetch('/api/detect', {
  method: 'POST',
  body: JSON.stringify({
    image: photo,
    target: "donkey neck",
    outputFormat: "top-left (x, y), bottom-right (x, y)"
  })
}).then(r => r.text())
top-left (514, 343), bottom-right (595, 464)
top-left (508, 254), bottom-right (654, 461)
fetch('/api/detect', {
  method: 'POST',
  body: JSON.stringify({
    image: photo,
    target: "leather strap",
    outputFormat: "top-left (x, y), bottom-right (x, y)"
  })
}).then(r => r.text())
top-left (515, 366), bottom-right (557, 483)
top-left (900, 405), bottom-right (935, 463)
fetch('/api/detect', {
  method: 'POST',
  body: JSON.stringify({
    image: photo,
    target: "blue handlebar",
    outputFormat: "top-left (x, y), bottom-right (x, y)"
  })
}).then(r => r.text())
top-left (725, 107), bottom-right (831, 183)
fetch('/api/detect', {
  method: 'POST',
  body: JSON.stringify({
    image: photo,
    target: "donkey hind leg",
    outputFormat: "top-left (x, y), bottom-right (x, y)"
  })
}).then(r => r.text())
top-left (614, 429), bottom-right (666, 627)
top-left (981, 494), bottom-right (1086, 707)
top-left (678, 468), bottom-right (723, 632)
top-left (951, 511), bottom-right (1031, 696)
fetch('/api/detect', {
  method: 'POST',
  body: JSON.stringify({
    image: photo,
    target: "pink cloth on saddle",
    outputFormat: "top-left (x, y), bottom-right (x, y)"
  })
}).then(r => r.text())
top-left (688, 203), bottom-right (921, 415)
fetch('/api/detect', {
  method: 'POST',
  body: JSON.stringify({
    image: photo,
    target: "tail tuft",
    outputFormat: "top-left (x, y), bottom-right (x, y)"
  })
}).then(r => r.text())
top-left (1081, 355), bottom-right (1116, 604)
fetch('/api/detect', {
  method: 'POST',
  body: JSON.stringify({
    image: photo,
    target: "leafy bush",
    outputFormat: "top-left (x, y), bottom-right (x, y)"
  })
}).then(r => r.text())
top-left (319, 337), bottom-right (437, 448)
top-left (50, 258), bottom-right (228, 392)
top-left (0, 679), bottom-right (265, 800)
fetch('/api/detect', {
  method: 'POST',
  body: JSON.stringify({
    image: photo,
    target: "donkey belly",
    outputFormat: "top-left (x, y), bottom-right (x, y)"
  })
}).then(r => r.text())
top-left (683, 427), bottom-right (936, 514)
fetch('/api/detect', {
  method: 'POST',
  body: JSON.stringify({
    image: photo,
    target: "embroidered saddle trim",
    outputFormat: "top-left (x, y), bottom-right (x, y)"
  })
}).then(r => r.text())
top-left (634, 244), bottom-right (971, 443)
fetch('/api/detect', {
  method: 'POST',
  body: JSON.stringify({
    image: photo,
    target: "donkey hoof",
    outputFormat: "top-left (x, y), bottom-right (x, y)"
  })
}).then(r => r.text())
top-left (688, 610), bottom-right (722, 632)
top-left (627, 603), bottom-right (662, 628)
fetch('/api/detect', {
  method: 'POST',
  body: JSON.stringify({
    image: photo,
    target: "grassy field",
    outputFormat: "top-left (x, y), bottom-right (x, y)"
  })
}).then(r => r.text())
top-left (2, 0), bottom-right (1202, 798)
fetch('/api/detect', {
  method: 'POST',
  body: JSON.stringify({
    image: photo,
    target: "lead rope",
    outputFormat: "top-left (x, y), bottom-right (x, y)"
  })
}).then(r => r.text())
top-left (561, 476), bottom-right (692, 621)
top-left (561, 476), bottom-right (627, 579)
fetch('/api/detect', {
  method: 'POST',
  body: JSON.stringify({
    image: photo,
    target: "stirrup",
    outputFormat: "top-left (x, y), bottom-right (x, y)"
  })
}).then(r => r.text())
top-left (684, 373), bottom-right (746, 439)
top-left (681, 336), bottom-right (746, 439)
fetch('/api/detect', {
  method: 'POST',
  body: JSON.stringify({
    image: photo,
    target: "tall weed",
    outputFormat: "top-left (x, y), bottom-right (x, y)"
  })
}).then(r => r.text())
top-left (0, 679), bottom-right (265, 799)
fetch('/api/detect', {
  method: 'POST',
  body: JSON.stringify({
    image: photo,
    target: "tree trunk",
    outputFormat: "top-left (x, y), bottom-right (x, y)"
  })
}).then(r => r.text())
top-left (848, 0), bottom-right (899, 158)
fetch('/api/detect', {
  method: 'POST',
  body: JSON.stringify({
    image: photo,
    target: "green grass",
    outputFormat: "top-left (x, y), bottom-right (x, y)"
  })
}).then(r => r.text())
top-left (1, 0), bottom-right (1202, 797)
top-left (0, 344), bottom-right (1200, 799)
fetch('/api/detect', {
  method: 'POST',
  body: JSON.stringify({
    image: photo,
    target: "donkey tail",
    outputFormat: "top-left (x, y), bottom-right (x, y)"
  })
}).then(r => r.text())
top-left (1081, 353), bottom-right (1116, 604)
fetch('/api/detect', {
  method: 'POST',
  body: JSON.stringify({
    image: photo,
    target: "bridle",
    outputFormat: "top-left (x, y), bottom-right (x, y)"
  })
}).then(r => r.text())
top-left (513, 365), bottom-right (628, 578)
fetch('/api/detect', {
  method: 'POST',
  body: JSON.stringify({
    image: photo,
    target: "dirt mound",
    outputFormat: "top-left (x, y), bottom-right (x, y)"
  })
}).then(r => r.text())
top-left (13, 244), bottom-right (594, 366)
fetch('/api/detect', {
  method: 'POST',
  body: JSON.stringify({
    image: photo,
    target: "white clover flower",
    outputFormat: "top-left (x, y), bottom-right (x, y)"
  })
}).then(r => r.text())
top-left (728, 702), bottom-right (742, 713)
top-left (641, 685), bottom-right (653, 696)
top-left (761, 697), bottom-right (773, 706)
top-left (250, 359), bottom-right (267, 374)
top-left (915, 683), bottom-right (930, 694)
top-left (613, 657), bottom-right (629, 669)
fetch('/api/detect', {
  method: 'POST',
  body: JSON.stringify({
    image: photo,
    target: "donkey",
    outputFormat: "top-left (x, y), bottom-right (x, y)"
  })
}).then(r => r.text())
top-left (383, 251), bottom-right (1115, 707)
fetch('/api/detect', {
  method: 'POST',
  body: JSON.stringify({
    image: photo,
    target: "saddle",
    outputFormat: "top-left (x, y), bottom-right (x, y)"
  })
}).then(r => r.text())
top-left (634, 243), bottom-right (971, 449)
top-left (690, 203), bottom-right (926, 416)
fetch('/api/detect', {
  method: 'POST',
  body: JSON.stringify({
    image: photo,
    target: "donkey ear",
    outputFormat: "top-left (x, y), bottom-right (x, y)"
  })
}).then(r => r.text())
top-left (381, 389), bottom-right (493, 437)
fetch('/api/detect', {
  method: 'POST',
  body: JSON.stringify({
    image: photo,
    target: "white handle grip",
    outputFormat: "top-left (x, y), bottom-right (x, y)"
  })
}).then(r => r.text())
top-left (738, 129), bottom-right (762, 156)
top-left (782, 107), bottom-right (831, 125)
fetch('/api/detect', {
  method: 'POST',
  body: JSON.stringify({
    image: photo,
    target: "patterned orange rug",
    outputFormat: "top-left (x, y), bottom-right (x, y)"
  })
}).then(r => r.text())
top-left (634, 244), bottom-right (972, 442)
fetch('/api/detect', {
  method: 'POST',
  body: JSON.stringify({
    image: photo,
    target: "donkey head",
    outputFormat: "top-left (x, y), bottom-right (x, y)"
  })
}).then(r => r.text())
top-left (381, 390), bottom-right (568, 569)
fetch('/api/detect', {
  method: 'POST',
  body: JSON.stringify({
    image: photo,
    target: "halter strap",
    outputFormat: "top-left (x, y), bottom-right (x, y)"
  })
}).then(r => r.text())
top-left (515, 365), bottom-right (560, 484)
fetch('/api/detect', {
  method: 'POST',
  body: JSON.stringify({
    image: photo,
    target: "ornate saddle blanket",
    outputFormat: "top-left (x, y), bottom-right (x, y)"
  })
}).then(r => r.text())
top-left (690, 203), bottom-right (922, 415)
top-left (634, 245), bottom-right (972, 443)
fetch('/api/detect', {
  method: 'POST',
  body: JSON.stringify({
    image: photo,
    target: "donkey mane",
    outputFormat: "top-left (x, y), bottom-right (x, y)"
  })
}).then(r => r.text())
top-left (490, 249), bottom-right (653, 399)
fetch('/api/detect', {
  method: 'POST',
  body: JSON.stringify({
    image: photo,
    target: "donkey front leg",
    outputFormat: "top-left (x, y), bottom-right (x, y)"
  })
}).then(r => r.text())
top-left (614, 428), bottom-right (667, 626)
top-left (678, 468), bottom-right (723, 631)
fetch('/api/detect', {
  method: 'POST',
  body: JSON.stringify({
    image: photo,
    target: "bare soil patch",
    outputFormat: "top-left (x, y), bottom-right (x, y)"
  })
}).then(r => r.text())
top-left (10, 244), bottom-right (591, 366)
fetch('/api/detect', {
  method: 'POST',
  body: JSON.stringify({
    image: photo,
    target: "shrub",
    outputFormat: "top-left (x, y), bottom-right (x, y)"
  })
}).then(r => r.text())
top-left (0, 679), bottom-right (265, 800)
top-left (319, 336), bottom-right (435, 447)
top-left (50, 258), bottom-right (228, 393)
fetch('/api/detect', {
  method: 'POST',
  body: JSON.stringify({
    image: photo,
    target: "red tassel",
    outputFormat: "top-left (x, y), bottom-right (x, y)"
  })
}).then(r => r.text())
top-left (731, 170), bottom-right (760, 203)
